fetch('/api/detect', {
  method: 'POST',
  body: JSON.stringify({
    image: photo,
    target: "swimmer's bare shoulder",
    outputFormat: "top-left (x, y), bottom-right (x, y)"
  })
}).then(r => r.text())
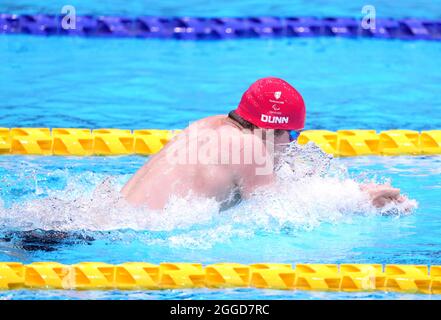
top-left (218, 121), bottom-right (275, 199)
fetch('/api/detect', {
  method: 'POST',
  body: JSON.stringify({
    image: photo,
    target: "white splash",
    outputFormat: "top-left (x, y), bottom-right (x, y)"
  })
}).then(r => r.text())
top-left (0, 142), bottom-right (417, 248)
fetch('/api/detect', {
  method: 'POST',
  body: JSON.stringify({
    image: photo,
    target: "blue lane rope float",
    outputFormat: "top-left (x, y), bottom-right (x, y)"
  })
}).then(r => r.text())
top-left (1, 14), bottom-right (441, 40)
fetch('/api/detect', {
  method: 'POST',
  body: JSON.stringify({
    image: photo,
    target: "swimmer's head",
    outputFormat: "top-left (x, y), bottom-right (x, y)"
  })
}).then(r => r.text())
top-left (229, 77), bottom-right (305, 146)
top-left (234, 77), bottom-right (306, 131)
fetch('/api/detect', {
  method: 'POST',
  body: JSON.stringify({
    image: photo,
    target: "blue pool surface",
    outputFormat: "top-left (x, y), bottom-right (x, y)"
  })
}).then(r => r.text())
top-left (1, 0), bottom-right (441, 300)
top-left (1, 36), bottom-right (441, 131)
top-left (1, 0), bottom-right (441, 19)
top-left (0, 155), bottom-right (440, 300)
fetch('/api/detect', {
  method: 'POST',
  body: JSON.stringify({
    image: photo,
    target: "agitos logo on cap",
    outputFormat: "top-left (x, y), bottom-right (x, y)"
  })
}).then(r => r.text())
top-left (234, 77), bottom-right (306, 130)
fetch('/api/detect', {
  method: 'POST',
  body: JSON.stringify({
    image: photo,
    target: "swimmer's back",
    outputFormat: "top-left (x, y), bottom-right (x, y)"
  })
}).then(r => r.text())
top-left (121, 115), bottom-right (247, 209)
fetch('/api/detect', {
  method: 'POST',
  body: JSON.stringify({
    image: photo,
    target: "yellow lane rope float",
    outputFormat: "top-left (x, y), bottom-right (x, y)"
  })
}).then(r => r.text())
top-left (0, 262), bottom-right (440, 293)
top-left (0, 128), bottom-right (441, 156)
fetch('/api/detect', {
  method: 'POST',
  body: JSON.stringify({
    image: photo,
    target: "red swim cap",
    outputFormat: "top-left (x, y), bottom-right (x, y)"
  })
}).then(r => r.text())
top-left (235, 77), bottom-right (306, 130)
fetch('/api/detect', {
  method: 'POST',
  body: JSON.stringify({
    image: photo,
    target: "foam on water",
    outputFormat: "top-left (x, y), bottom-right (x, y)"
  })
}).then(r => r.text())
top-left (0, 142), bottom-right (417, 248)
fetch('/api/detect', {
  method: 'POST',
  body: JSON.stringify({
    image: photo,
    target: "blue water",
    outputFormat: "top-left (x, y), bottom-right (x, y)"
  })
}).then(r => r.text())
top-left (1, 36), bottom-right (441, 130)
top-left (1, 0), bottom-right (441, 19)
top-left (1, 1), bottom-right (441, 300)
top-left (0, 155), bottom-right (440, 300)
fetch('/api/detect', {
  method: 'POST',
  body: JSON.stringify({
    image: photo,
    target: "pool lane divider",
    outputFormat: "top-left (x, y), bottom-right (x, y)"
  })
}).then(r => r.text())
top-left (0, 262), bottom-right (440, 293)
top-left (0, 128), bottom-right (441, 157)
top-left (1, 14), bottom-right (441, 41)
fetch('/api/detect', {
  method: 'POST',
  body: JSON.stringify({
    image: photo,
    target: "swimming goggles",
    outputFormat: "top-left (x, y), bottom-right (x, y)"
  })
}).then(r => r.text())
top-left (273, 129), bottom-right (303, 142)
top-left (288, 130), bottom-right (302, 142)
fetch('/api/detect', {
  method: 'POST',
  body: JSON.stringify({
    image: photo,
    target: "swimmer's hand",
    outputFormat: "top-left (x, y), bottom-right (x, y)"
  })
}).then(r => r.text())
top-left (360, 183), bottom-right (409, 209)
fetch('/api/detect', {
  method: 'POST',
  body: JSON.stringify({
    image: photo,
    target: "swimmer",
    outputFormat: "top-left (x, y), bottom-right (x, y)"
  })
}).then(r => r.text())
top-left (121, 77), bottom-right (408, 210)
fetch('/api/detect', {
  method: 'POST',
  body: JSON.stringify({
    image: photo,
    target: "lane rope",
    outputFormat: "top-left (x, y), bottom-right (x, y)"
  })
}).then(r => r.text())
top-left (1, 14), bottom-right (441, 41)
top-left (0, 128), bottom-right (440, 156)
top-left (0, 262), bottom-right (440, 293)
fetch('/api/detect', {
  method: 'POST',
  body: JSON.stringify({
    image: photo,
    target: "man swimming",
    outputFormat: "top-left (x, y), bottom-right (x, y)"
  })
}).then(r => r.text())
top-left (121, 77), bottom-right (407, 210)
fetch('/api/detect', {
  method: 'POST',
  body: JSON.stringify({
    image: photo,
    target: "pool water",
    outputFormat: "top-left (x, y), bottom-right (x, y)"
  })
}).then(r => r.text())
top-left (0, 155), bottom-right (440, 299)
top-left (1, 36), bottom-right (441, 130)
top-left (1, 0), bottom-right (441, 19)
top-left (1, 0), bottom-right (441, 300)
